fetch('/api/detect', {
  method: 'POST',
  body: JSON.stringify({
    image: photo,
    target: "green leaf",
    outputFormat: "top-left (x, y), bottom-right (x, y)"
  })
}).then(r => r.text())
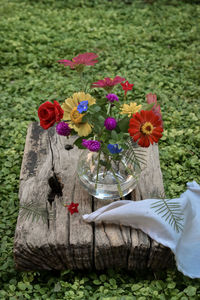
top-left (81, 114), bottom-right (88, 123)
top-left (96, 98), bottom-right (107, 106)
top-left (93, 105), bottom-right (101, 112)
top-left (167, 282), bottom-right (176, 289)
top-left (54, 282), bottom-right (61, 292)
top-left (98, 115), bottom-right (105, 123)
top-left (9, 285), bottom-right (16, 292)
top-left (117, 117), bottom-right (130, 132)
top-left (141, 103), bottom-right (155, 111)
top-left (151, 198), bottom-right (184, 233)
top-left (111, 130), bottom-right (118, 140)
top-left (109, 278), bottom-right (116, 286)
top-left (184, 286), bottom-right (197, 297)
top-left (73, 137), bottom-right (85, 149)
top-left (99, 274), bottom-right (107, 282)
top-left (19, 202), bottom-right (50, 224)
top-left (93, 280), bottom-right (101, 285)
top-left (131, 284), bottom-right (142, 291)
top-left (18, 282), bottom-right (27, 291)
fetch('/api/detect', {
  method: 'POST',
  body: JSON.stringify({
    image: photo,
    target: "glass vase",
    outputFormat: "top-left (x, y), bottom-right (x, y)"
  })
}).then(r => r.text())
top-left (77, 143), bottom-right (146, 200)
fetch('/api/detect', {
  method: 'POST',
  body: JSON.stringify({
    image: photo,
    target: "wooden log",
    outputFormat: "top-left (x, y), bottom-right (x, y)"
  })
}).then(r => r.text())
top-left (14, 122), bottom-right (173, 271)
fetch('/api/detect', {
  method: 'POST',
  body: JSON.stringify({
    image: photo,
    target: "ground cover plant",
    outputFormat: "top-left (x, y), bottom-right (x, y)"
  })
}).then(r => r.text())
top-left (0, 0), bottom-right (200, 298)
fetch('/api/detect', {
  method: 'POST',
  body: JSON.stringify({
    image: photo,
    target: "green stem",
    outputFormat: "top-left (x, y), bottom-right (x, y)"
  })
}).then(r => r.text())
top-left (79, 71), bottom-right (85, 91)
top-left (108, 157), bottom-right (123, 198)
top-left (95, 150), bottom-right (101, 189)
top-left (120, 158), bottom-right (134, 177)
top-left (107, 103), bottom-right (111, 115)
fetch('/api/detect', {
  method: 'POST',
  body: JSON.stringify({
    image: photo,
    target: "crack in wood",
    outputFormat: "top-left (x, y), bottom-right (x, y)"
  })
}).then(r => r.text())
top-left (24, 242), bottom-right (51, 269)
top-left (147, 235), bottom-right (153, 268)
top-left (69, 182), bottom-right (77, 269)
top-left (103, 222), bottom-right (114, 268)
top-left (46, 201), bottom-right (50, 229)
top-left (127, 227), bottom-right (132, 268)
top-left (47, 131), bottom-right (63, 205)
top-left (119, 224), bottom-right (129, 269)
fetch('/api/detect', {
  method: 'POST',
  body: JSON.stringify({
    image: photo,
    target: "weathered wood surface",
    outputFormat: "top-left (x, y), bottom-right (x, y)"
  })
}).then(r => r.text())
top-left (14, 122), bottom-right (173, 271)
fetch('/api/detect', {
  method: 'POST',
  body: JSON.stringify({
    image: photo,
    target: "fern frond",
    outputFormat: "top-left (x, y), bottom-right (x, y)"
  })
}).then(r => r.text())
top-left (151, 198), bottom-right (184, 233)
top-left (19, 202), bottom-right (52, 224)
top-left (124, 138), bottom-right (147, 170)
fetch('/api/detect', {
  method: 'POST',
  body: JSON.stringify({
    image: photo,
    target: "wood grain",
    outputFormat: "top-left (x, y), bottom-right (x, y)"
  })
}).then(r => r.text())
top-left (14, 122), bottom-right (173, 270)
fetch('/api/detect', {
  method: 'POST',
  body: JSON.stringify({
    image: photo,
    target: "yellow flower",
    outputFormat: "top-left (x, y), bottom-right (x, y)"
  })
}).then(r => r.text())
top-left (62, 92), bottom-right (96, 136)
top-left (120, 102), bottom-right (142, 117)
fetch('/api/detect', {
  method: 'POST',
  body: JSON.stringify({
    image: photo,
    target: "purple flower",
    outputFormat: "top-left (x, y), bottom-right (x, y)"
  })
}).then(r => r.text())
top-left (106, 94), bottom-right (119, 103)
top-left (82, 139), bottom-right (89, 147)
top-left (107, 144), bottom-right (122, 154)
top-left (77, 100), bottom-right (88, 113)
top-left (56, 122), bottom-right (71, 136)
top-left (104, 117), bottom-right (117, 131)
top-left (82, 139), bottom-right (101, 152)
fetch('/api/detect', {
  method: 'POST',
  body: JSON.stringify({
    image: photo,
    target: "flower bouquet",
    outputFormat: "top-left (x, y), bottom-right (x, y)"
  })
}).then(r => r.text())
top-left (38, 52), bottom-right (163, 200)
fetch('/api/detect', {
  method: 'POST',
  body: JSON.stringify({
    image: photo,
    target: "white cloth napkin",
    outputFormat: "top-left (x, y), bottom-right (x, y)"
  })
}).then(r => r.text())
top-left (83, 181), bottom-right (200, 278)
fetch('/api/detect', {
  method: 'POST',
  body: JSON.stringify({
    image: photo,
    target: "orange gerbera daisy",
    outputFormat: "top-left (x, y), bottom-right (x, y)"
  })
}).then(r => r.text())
top-left (128, 110), bottom-right (163, 147)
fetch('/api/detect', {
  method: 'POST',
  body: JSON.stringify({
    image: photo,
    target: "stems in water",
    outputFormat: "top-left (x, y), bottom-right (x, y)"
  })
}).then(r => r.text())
top-left (110, 164), bottom-right (123, 198)
top-left (95, 150), bottom-right (101, 189)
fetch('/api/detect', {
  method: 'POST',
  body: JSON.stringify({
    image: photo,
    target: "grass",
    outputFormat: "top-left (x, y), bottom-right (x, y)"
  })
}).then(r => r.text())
top-left (0, 0), bottom-right (200, 298)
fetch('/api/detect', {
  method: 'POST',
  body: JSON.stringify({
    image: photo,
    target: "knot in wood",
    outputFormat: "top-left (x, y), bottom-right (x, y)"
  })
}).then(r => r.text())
top-left (48, 174), bottom-right (63, 204)
top-left (65, 144), bottom-right (73, 151)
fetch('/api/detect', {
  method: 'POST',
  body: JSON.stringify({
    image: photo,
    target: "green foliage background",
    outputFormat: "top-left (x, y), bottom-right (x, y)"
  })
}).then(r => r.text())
top-left (0, 0), bottom-right (200, 298)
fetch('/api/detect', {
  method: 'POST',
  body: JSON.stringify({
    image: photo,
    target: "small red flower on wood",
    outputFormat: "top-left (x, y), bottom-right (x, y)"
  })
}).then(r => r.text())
top-left (65, 202), bottom-right (79, 215)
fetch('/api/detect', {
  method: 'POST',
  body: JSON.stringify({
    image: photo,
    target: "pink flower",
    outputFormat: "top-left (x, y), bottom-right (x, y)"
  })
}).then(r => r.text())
top-left (146, 93), bottom-right (157, 105)
top-left (146, 93), bottom-right (163, 128)
top-left (91, 76), bottom-right (125, 92)
top-left (58, 52), bottom-right (98, 69)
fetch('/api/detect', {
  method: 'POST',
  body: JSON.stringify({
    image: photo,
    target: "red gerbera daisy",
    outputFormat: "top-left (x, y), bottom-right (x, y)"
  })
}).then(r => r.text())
top-left (58, 52), bottom-right (98, 69)
top-left (65, 202), bottom-right (79, 215)
top-left (120, 80), bottom-right (134, 96)
top-left (91, 76), bottom-right (125, 92)
top-left (128, 110), bottom-right (163, 148)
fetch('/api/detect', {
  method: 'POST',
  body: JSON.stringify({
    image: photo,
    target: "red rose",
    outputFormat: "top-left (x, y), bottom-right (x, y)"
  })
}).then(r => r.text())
top-left (38, 100), bottom-right (64, 130)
